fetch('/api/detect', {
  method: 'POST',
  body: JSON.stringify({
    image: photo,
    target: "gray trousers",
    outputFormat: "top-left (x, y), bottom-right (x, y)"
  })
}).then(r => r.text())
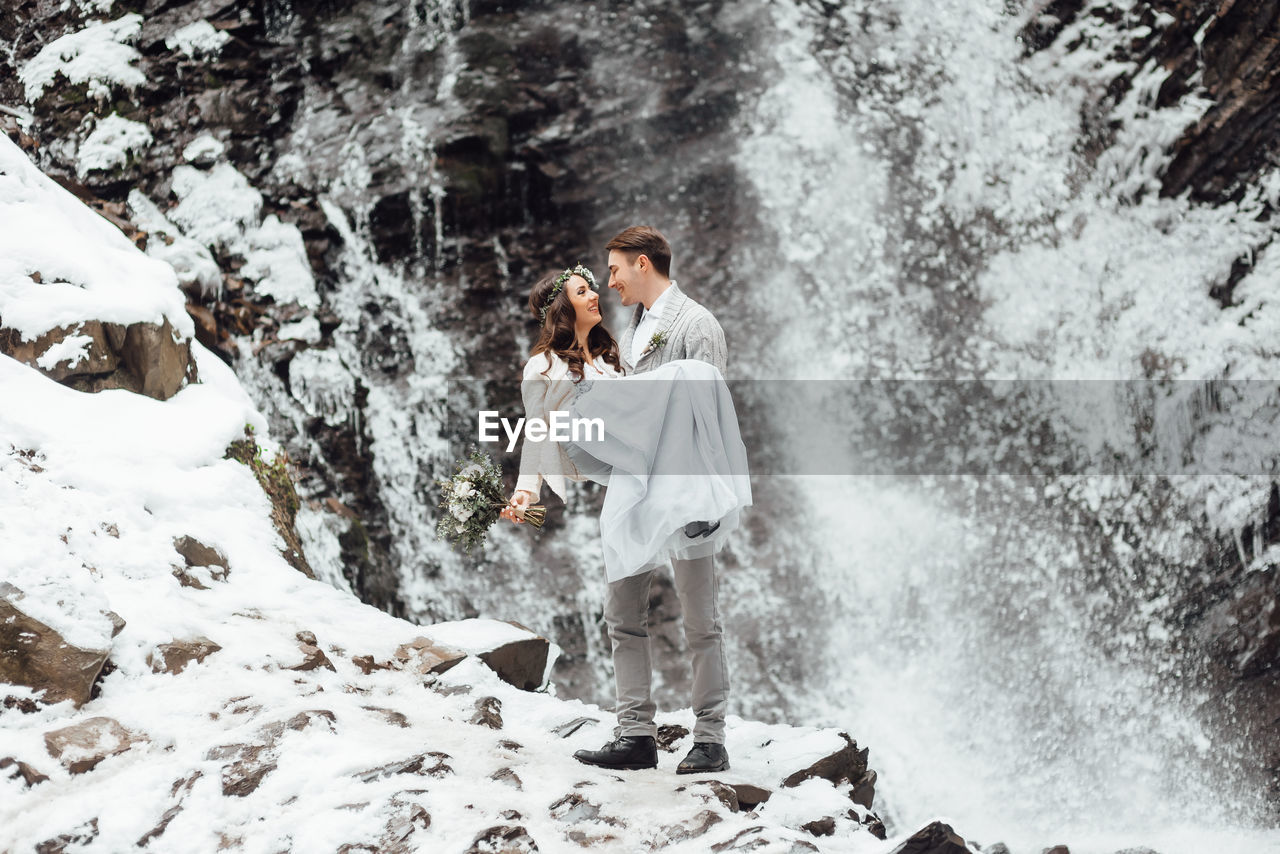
top-left (604, 554), bottom-right (729, 744)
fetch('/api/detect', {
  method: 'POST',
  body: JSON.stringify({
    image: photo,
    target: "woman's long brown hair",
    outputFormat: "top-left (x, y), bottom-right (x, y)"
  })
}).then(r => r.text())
top-left (527, 271), bottom-right (625, 382)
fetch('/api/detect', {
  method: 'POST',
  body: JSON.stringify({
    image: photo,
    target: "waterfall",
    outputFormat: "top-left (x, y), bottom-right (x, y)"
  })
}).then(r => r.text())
top-left (722, 2), bottom-right (1280, 852)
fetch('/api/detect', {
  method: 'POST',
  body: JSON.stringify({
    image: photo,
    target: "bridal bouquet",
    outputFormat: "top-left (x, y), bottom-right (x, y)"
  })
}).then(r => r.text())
top-left (435, 448), bottom-right (546, 553)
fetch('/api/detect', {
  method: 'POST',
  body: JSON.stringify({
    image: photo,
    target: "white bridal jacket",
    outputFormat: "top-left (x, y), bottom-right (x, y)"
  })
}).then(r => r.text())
top-left (514, 350), bottom-right (618, 501)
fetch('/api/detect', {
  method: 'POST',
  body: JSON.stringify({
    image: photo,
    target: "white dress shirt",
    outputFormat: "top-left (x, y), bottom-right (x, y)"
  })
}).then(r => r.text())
top-left (631, 281), bottom-right (678, 365)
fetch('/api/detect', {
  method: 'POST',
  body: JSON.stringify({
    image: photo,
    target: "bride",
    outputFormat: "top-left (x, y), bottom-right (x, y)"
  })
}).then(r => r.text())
top-left (501, 264), bottom-right (751, 583)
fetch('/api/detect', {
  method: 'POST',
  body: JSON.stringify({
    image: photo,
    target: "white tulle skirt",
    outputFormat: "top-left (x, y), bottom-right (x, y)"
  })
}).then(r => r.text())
top-left (566, 359), bottom-right (753, 582)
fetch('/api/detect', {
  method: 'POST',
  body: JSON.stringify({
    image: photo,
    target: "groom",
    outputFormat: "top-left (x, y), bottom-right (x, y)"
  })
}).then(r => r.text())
top-left (572, 225), bottom-right (732, 775)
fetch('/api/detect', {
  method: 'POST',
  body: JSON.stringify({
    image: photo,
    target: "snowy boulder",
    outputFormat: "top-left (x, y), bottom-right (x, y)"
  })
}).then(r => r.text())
top-left (43, 716), bottom-right (149, 774)
top-left (171, 534), bottom-right (229, 589)
top-left (424, 619), bottom-right (555, 692)
top-left (0, 136), bottom-right (200, 402)
top-left (0, 315), bottom-right (198, 401)
top-left (0, 586), bottom-right (112, 708)
top-left (147, 636), bottom-right (222, 674)
top-left (781, 731), bottom-right (870, 793)
top-left (392, 636), bottom-right (467, 677)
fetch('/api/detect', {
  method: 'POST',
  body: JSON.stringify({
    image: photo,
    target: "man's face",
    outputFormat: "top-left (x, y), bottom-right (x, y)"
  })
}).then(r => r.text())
top-left (607, 250), bottom-right (641, 307)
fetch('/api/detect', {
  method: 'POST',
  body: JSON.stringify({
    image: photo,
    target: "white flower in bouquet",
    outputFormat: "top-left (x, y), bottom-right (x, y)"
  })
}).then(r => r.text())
top-left (436, 447), bottom-right (547, 553)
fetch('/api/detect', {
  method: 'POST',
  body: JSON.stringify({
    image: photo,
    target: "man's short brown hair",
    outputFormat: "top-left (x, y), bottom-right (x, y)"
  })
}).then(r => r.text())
top-left (605, 226), bottom-right (672, 278)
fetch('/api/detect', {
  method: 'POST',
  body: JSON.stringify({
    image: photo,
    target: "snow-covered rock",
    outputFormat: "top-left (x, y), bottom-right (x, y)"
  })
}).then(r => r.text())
top-left (0, 136), bottom-right (199, 400)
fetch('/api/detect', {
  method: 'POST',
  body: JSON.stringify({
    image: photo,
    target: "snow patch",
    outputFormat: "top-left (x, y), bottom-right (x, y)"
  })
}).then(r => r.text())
top-left (165, 20), bottom-right (230, 58)
top-left (19, 14), bottom-right (145, 103)
top-left (35, 333), bottom-right (93, 371)
top-left (75, 112), bottom-right (152, 179)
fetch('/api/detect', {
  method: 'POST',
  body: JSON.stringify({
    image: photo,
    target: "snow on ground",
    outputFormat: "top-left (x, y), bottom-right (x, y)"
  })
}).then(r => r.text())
top-left (0, 135), bottom-right (893, 853)
top-left (0, 137), bottom-right (192, 341)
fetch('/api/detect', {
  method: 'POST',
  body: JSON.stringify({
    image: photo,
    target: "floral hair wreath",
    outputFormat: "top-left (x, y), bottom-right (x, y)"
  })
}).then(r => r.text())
top-left (539, 264), bottom-right (598, 322)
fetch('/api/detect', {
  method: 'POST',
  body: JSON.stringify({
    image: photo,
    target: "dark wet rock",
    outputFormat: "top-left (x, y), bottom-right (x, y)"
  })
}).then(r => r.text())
top-left (148, 636), bottom-right (222, 674)
top-left (393, 637), bottom-right (467, 676)
top-left (1043, 847), bottom-right (1070, 854)
top-left (0, 590), bottom-right (111, 708)
top-left (1, 756), bottom-right (49, 787)
top-left (727, 782), bottom-right (772, 810)
top-left (656, 723), bottom-right (690, 752)
top-left (801, 816), bottom-right (835, 836)
top-left (851, 768), bottom-right (877, 808)
top-left (36, 818), bottom-right (99, 854)
top-left (863, 812), bottom-right (887, 840)
top-left (466, 825), bottom-right (539, 853)
top-left (44, 717), bottom-right (149, 774)
top-left (888, 820), bottom-right (970, 854)
top-left (476, 623), bottom-right (551, 692)
top-left (470, 696), bottom-right (503, 729)
top-left (552, 716), bottom-right (598, 738)
top-left (781, 732), bottom-right (871, 795)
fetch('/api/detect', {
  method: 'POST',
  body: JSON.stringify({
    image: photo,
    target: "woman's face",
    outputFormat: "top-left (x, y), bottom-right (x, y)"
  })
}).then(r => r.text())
top-left (566, 274), bottom-right (601, 328)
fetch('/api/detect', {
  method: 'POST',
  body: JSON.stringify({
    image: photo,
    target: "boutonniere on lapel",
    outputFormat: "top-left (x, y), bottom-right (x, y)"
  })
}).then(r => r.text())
top-left (642, 330), bottom-right (668, 357)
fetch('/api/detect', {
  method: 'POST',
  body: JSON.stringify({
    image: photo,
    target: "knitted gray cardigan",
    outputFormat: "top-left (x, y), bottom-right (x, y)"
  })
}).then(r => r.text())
top-left (617, 282), bottom-right (728, 375)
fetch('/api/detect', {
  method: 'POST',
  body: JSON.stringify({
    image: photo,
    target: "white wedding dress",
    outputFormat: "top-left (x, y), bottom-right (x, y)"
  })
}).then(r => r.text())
top-left (566, 358), bottom-right (752, 582)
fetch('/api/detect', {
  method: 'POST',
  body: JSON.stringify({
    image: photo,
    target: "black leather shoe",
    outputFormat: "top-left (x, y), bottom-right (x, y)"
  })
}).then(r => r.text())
top-left (573, 736), bottom-right (658, 770)
top-left (676, 741), bottom-right (730, 774)
top-left (684, 520), bottom-right (721, 539)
